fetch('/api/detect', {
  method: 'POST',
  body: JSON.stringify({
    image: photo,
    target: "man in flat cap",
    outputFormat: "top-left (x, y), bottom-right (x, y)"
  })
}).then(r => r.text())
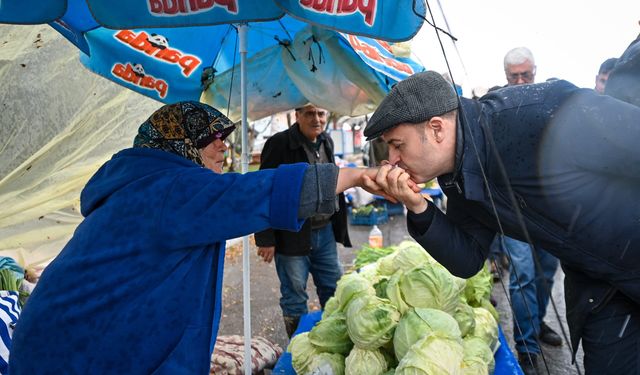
top-left (363, 71), bottom-right (640, 374)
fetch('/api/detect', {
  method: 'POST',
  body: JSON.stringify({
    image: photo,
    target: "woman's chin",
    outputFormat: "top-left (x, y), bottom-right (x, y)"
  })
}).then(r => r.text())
top-left (212, 162), bottom-right (224, 174)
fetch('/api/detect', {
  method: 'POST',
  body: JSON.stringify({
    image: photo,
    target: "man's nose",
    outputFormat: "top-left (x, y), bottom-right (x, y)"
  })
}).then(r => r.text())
top-left (388, 149), bottom-right (400, 165)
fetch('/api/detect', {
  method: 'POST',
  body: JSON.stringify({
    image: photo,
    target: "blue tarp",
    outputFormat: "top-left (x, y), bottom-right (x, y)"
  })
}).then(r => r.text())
top-left (272, 310), bottom-right (523, 375)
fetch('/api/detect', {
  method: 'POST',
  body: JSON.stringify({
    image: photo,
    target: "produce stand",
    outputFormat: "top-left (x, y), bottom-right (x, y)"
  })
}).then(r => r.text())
top-left (348, 202), bottom-right (389, 226)
top-left (272, 311), bottom-right (523, 375)
top-left (349, 208), bottom-right (389, 225)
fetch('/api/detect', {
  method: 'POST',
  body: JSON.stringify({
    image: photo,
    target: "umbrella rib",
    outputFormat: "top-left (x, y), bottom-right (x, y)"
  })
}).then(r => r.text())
top-left (211, 24), bottom-right (237, 69)
top-left (277, 19), bottom-right (294, 42)
top-left (412, 0), bottom-right (457, 41)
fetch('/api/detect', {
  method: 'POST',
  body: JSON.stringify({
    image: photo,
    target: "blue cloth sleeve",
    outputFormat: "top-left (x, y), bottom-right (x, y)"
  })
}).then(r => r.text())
top-left (269, 163), bottom-right (306, 230)
top-left (158, 163), bottom-right (307, 248)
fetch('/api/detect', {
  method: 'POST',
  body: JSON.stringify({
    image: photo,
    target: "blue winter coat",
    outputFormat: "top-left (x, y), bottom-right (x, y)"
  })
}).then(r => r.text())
top-left (409, 80), bottom-right (640, 352)
top-left (10, 148), bottom-right (308, 374)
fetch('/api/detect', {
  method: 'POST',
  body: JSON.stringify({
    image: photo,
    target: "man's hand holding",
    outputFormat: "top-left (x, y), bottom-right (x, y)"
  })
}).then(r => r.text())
top-left (359, 167), bottom-right (399, 202)
top-left (374, 164), bottom-right (427, 214)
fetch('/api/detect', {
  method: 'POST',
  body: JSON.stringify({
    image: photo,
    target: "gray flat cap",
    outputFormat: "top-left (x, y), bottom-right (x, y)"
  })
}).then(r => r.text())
top-left (364, 71), bottom-right (459, 140)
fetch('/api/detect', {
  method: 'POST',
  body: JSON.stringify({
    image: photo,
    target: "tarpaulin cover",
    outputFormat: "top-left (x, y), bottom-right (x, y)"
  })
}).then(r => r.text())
top-left (0, 24), bottom-right (161, 268)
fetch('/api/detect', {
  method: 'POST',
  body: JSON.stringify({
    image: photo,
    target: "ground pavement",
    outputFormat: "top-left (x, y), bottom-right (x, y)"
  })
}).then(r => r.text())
top-left (217, 212), bottom-right (584, 374)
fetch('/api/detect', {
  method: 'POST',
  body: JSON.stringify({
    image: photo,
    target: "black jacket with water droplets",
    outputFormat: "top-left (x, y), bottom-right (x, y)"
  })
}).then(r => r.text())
top-left (408, 79), bottom-right (640, 355)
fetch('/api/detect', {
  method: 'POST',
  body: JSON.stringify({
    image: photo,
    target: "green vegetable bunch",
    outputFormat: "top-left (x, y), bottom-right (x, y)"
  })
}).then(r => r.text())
top-left (0, 269), bottom-right (20, 291)
top-left (354, 245), bottom-right (396, 269)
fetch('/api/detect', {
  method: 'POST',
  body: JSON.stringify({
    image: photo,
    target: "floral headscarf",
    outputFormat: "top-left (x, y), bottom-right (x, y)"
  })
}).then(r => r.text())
top-left (133, 101), bottom-right (236, 166)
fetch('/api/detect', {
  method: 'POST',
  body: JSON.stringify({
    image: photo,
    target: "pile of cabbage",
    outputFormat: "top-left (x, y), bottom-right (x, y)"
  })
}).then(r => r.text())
top-left (289, 241), bottom-right (500, 375)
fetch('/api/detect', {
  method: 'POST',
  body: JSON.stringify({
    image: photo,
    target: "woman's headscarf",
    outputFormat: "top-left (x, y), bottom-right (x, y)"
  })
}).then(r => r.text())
top-left (133, 101), bottom-right (236, 166)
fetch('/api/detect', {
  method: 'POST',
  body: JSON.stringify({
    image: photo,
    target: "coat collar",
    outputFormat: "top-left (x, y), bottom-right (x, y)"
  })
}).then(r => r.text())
top-left (287, 122), bottom-right (328, 150)
top-left (438, 98), bottom-right (487, 202)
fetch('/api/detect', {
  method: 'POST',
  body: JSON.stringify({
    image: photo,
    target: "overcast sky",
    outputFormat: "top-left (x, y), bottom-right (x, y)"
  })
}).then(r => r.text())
top-left (411, 0), bottom-right (640, 95)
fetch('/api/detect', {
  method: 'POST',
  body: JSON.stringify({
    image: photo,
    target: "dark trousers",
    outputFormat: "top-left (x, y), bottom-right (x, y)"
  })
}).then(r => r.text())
top-left (582, 293), bottom-right (640, 374)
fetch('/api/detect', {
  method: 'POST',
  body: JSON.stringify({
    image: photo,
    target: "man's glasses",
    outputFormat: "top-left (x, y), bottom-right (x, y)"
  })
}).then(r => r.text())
top-left (507, 71), bottom-right (535, 81)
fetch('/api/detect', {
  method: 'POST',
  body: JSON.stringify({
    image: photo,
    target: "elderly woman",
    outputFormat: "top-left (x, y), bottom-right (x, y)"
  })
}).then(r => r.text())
top-left (9, 102), bottom-right (378, 374)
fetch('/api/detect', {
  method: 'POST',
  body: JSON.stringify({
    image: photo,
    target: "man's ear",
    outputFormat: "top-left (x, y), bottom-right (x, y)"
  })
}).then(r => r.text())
top-left (428, 116), bottom-right (445, 143)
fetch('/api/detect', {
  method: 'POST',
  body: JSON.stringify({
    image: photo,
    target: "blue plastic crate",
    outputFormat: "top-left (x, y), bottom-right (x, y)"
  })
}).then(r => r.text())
top-left (384, 201), bottom-right (405, 216)
top-left (349, 208), bottom-right (389, 225)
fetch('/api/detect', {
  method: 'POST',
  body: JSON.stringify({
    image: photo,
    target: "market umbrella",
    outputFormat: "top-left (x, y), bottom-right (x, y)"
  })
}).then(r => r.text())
top-left (1, 0), bottom-right (427, 107)
top-left (0, 2), bottom-right (428, 372)
top-left (77, 18), bottom-right (423, 119)
top-left (200, 24), bottom-right (425, 120)
top-left (2, 0), bottom-right (425, 41)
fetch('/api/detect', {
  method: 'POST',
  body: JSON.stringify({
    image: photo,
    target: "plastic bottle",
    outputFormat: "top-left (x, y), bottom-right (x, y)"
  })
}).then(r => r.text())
top-left (368, 224), bottom-right (383, 248)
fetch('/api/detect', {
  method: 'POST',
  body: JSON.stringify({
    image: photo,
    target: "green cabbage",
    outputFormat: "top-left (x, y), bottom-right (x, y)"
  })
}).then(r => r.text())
top-left (308, 312), bottom-right (353, 355)
top-left (461, 360), bottom-right (489, 375)
top-left (335, 273), bottom-right (375, 311)
top-left (358, 262), bottom-right (381, 284)
top-left (346, 295), bottom-right (401, 350)
top-left (322, 296), bottom-right (340, 319)
top-left (464, 263), bottom-right (493, 307)
top-left (345, 347), bottom-right (388, 375)
top-left (393, 308), bottom-right (462, 361)
top-left (480, 298), bottom-right (500, 322)
top-left (462, 336), bottom-right (495, 375)
top-left (376, 253), bottom-right (398, 276)
top-left (469, 307), bottom-right (500, 353)
top-left (379, 340), bottom-right (399, 369)
top-left (386, 271), bottom-right (410, 314)
top-left (399, 264), bottom-right (463, 314)
top-left (288, 332), bottom-right (320, 374)
top-left (453, 299), bottom-right (476, 337)
top-left (395, 333), bottom-right (464, 375)
top-left (308, 352), bottom-right (345, 375)
top-left (393, 241), bottom-right (435, 272)
top-left (374, 277), bottom-right (390, 299)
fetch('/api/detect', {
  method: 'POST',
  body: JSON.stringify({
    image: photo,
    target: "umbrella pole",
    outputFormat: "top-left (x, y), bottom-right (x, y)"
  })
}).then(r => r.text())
top-left (239, 23), bottom-right (252, 375)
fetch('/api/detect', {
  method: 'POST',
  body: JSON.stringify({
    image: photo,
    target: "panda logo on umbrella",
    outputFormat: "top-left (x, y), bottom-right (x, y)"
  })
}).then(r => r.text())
top-left (147, 33), bottom-right (169, 50)
top-left (132, 63), bottom-right (146, 77)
